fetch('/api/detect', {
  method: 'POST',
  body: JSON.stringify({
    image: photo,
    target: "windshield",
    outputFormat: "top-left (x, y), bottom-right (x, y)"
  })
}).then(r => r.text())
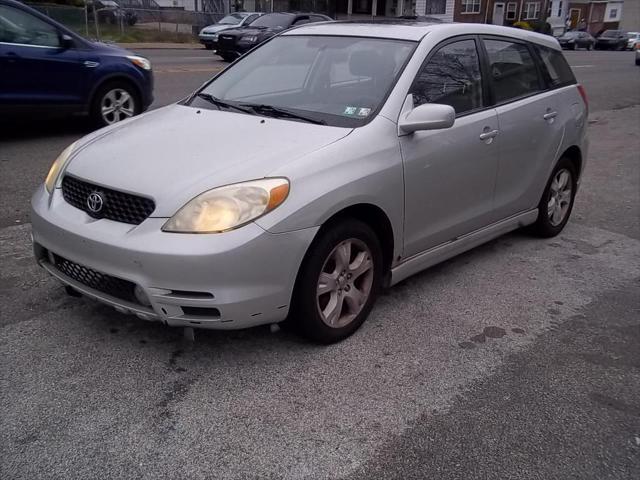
top-left (601, 30), bottom-right (621, 37)
top-left (219, 14), bottom-right (244, 25)
top-left (190, 35), bottom-right (416, 127)
top-left (250, 13), bottom-right (293, 28)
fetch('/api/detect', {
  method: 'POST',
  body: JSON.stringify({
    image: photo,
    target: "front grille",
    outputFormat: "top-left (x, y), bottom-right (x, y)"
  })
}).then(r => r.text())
top-left (61, 175), bottom-right (155, 225)
top-left (218, 34), bottom-right (237, 49)
top-left (52, 253), bottom-right (138, 304)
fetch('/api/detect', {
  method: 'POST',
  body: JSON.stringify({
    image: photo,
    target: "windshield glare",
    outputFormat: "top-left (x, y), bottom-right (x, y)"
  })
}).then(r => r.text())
top-left (601, 30), bottom-right (621, 37)
top-left (193, 35), bottom-right (415, 127)
top-left (219, 14), bottom-right (243, 25)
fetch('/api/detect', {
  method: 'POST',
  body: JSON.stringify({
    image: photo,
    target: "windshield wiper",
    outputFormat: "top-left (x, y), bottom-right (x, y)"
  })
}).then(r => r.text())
top-left (238, 103), bottom-right (326, 125)
top-left (195, 93), bottom-right (252, 114)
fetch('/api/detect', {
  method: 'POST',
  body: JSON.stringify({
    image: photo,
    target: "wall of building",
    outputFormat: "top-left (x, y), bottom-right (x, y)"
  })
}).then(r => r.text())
top-left (620, 0), bottom-right (640, 30)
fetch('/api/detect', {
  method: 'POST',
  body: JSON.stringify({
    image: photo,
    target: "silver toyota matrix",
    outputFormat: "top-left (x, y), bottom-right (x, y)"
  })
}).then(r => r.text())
top-left (32, 22), bottom-right (589, 343)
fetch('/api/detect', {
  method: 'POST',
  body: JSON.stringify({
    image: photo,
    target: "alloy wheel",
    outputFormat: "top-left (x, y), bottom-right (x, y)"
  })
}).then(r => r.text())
top-left (316, 238), bottom-right (374, 328)
top-left (101, 88), bottom-right (136, 125)
top-left (547, 168), bottom-right (573, 226)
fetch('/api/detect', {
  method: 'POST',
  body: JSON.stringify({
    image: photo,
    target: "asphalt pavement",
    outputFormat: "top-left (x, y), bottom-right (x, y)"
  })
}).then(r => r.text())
top-left (0, 48), bottom-right (639, 480)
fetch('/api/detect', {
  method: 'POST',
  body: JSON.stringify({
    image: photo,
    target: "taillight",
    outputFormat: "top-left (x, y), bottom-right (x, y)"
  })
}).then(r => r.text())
top-left (577, 84), bottom-right (588, 112)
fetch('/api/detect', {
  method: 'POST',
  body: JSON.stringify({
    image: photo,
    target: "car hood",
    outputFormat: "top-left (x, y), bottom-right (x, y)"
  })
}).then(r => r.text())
top-left (65, 105), bottom-right (352, 217)
top-left (201, 24), bottom-right (235, 34)
top-left (90, 41), bottom-right (133, 56)
top-left (219, 25), bottom-right (285, 37)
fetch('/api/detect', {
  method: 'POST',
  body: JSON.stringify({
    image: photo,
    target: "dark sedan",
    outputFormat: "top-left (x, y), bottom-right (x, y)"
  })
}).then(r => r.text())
top-left (558, 31), bottom-right (595, 50)
top-left (215, 12), bottom-right (332, 62)
top-left (595, 30), bottom-right (628, 50)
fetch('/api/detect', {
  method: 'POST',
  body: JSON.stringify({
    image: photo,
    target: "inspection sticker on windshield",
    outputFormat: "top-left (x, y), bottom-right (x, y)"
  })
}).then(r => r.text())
top-left (343, 106), bottom-right (371, 117)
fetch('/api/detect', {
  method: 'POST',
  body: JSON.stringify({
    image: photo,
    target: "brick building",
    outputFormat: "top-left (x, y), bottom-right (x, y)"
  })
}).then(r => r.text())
top-left (450, 0), bottom-right (626, 35)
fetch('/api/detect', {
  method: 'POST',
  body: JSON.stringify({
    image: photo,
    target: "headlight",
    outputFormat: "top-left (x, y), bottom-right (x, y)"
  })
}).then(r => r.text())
top-left (212, 33), bottom-right (219, 40)
top-left (162, 178), bottom-right (290, 233)
top-left (45, 142), bottom-right (77, 194)
top-left (241, 35), bottom-right (258, 43)
top-left (127, 55), bottom-right (151, 71)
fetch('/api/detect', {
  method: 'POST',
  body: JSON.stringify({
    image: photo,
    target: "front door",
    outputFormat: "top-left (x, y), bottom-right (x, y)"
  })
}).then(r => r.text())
top-left (0, 3), bottom-right (85, 106)
top-left (493, 3), bottom-right (506, 26)
top-left (401, 38), bottom-right (499, 257)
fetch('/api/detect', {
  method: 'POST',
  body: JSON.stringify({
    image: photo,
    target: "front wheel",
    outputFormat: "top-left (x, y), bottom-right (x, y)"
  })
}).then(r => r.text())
top-left (90, 81), bottom-right (140, 128)
top-left (291, 220), bottom-right (383, 343)
top-left (530, 157), bottom-right (577, 238)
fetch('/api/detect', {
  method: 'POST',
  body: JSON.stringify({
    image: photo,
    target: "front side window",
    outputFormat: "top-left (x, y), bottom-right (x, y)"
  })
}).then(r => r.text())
top-left (523, 2), bottom-right (541, 20)
top-left (0, 5), bottom-right (60, 47)
top-left (535, 45), bottom-right (576, 88)
top-left (461, 0), bottom-right (481, 14)
top-left (410, 39), bottom-right (483, 115)
top-left (192, 36), bottom-right (416, 127)
top-left (483, 39), bottom-right (541, 103)
top-left (506, 2), bottom-right (518, 20)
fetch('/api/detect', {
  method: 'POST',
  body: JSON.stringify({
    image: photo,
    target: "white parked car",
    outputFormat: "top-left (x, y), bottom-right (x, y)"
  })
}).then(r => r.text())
top-left (627, 31), bottom-right (640, 50)
top-left (198, 12), bottom-right (262, 50)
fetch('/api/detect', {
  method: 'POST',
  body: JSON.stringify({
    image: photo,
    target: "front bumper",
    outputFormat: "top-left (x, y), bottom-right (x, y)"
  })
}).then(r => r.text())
top-left (31, 185), bottom-right (318, 330)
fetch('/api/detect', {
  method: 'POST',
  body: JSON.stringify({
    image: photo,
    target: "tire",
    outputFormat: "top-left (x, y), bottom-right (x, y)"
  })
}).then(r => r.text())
top-left (219, 52), bottom-right (235, 62)
top-left (290, 219), bottom-right (383, 344)
top-left (205, 44), bottom-right (214, 50)
top-left (90, 81), bottom-right (141, 128)
top-left (570, 44), bottom-right (576, 50)
top-left (530, 157), bottom-right (578, 238)
top-left (587, 44), bottom-right (592, 51)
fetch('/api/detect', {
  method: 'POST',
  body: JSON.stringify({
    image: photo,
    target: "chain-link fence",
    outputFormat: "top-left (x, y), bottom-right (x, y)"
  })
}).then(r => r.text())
top-left (26, 2), bottom-right (228, 43)
top-left (27, 1), bottom-right (349, 44)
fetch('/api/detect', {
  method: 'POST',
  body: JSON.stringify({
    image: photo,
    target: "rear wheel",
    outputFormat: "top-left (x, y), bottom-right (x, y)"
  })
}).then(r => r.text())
top-left (530, 157), bottom-right (577, 238)
top-left (291, 219), bottom-right (383, 343)
top-left (90, 81), bottom-right (140, 128)
top-left (204, 44), bottom-right (214, 50)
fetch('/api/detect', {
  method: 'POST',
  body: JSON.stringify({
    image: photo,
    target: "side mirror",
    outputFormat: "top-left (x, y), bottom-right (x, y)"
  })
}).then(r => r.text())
top-left (398, 99), bottom-right (455, 134)
top-left (60, 34), bottom-right (75, 50)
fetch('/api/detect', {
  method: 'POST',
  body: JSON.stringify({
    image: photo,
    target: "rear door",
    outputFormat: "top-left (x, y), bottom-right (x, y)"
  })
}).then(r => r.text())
top-left (0, 3), bottom-right (85, 106)
top-left (481, 36), bottom-right (565, 221)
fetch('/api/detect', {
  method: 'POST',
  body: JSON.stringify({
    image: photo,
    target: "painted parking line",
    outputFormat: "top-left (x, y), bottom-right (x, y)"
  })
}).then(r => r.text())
top-left (571, 65), bottom-right (595, 68)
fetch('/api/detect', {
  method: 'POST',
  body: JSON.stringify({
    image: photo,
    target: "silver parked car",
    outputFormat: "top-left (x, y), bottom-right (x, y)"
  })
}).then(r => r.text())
top-left (32, 22), bottom-right (589, 343)
top-left (198, 12), bottom-right (262, 50)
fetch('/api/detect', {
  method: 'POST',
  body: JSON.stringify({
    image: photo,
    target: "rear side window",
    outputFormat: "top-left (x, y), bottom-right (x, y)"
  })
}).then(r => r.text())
top-left (535, 45), bottom-right (576, 88)
top-left (482, 39), bottom-right (541, 103)
top-left (410, 39), bottom-right (484, 115)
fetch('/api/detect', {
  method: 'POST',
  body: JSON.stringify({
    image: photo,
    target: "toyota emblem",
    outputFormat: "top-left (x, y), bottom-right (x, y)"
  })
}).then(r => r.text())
top-left (86, 191), bottom-right (104, 214)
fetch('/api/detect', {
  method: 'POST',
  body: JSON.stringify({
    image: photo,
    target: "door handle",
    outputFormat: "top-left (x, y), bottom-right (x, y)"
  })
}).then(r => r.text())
top-left (83, 60), bottom-right (99, 68)
top-left (479, 129), bottom-right (499, 141)
top-left (543, 111), bottom-right (558, 121)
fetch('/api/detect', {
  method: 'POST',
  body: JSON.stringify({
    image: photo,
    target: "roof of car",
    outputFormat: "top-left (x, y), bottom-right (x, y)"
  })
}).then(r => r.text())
top-left (284, 21), bottom-right (561, 50)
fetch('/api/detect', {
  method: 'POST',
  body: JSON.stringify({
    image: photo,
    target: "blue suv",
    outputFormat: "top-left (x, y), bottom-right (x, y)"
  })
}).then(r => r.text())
top-left (0, 0), bottom-right (153, 127)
